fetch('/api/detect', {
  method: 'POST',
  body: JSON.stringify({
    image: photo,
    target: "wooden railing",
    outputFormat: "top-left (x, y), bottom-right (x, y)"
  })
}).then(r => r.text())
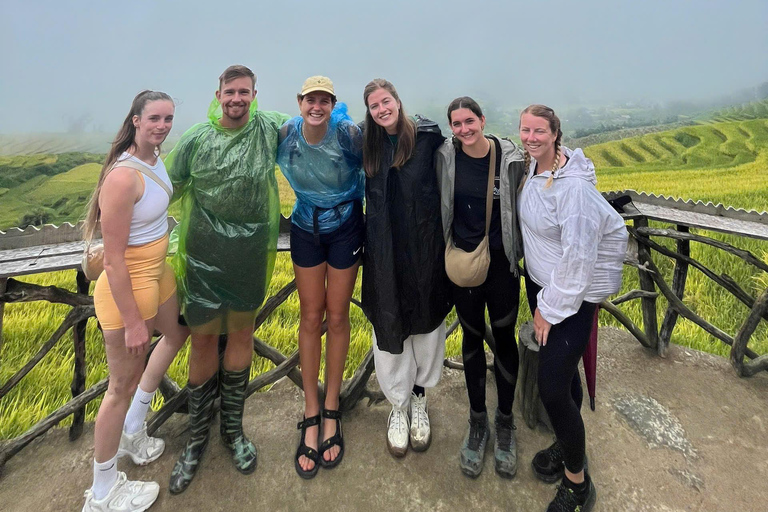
top-left (601, 190), bottom-right (768, 376)
top-left (1, 190), bottom-right (767, 468)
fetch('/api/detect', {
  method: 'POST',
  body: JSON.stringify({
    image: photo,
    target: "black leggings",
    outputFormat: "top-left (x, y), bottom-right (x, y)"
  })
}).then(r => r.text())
top-left (453, 248), bottom-right (520, 416)
top-left (525, 274), bottom-right (596, 473)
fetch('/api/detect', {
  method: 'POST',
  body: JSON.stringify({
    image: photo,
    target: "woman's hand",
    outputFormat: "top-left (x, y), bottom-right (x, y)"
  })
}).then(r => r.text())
top-left (533, 308), bottom-right (552, 346)
top-left (125, 320), bottom-right (150, 356)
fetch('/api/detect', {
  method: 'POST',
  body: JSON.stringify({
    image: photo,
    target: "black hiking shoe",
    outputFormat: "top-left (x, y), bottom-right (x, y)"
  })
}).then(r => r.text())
top-left (493, 409), bottom-right (517, 479)
top-left (532, 441), bottom-right (564, 483)
top-left (532, 441), bottom-right (589, 483)
top-left (546, 478), bottom-right (596, 512)
top-left (459, 409), bottom-right (489, 478)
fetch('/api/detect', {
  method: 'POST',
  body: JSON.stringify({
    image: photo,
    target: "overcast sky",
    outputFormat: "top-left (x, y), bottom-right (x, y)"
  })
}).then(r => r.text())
top-left (1, 0), bottom-right (766, 134)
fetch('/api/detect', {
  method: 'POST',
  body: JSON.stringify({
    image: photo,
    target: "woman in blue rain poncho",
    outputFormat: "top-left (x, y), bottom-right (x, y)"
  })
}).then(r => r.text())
top-left (277, 76), bottom-right (364, 478)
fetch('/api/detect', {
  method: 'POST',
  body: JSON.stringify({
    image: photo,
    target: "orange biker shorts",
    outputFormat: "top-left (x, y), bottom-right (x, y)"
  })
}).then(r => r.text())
top-left (94, 235), bottom-right (176, 330)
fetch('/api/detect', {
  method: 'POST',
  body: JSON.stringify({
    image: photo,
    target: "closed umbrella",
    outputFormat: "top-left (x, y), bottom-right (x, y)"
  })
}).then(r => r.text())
top-left (582, 305), bottom-right (600, 411)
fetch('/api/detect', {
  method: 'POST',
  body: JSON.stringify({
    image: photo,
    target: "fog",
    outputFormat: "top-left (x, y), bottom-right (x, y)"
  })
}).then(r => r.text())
top-left (1, 0), bottom-right (766, 135)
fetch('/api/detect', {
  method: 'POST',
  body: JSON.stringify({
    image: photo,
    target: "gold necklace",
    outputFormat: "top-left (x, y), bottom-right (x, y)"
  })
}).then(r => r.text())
top-left (302, 121), bottom-right (326, 145)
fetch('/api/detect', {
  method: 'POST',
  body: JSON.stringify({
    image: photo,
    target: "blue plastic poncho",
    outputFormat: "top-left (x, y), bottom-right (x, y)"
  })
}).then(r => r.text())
top-left (166, 97), bottom-right (290, 334)
top-left (276, 103), bottom-right (364, 234)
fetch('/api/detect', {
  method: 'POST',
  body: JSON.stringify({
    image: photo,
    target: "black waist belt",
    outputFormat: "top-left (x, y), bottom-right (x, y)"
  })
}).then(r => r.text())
top-left (312, 199), bottom-right (356, 246)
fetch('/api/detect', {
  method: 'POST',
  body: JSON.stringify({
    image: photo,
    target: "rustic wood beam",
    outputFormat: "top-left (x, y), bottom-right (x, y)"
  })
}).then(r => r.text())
top-left (0, 376), bottom-right (109, 468)
top-left (643, 257), bottom-right (737, 348)
top-left (730, 287), bottom-right (768, 376)
top-left (157, 374), bottom-right (182, 401)
top-left (245, 350), bottom-right (300, 397)
top-left (252, 335), bottom-right (304, 390)
top-left (147, 388), bottom-right (189, 436)
top-left (629, 227), bottom-right (766, 322)
top-left (0, 305), bottom-right (93, 400)
top-left (659, 225), bottom-right (690, 356)
top-left (600, 300), bottom-right (653, 349)
top-left (0, 277), bottom-right (93, 307)
top-left (339, 349), bottom-right (375, 412)
top-left (516, 323), bottom-right (547, 430)
top-left (611, 289), bottom-right (659, 306)
top-left (742, 355), bottom-right (768, 377)
top-left (69, 271), bottom-right (90, 441)
top-left (446, 318), bottom-right (460, 337)
top-left (253, 280), bottom-right (297, 329)
top-left (632, 219), bottom-right (660, 349)
top-left (0, 277), bottom-right (6, 361)
top-left (444, 359), bottom-right (464, 370)
top-left (636, 227), bottom-right (768, 274)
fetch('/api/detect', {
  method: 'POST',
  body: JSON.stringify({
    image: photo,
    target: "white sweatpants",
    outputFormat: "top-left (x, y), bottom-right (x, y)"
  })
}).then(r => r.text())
top-left (372, 321), bottom-right (447, 408)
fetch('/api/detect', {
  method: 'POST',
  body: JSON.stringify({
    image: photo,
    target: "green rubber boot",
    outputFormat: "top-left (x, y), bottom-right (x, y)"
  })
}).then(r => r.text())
top-left (219, 365), bottom-right (258, 474)
top-left (169, 374), bottom-right (218, 494)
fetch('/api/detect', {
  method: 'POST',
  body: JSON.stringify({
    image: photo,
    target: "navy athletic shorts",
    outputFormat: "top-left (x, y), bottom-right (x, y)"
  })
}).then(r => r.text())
top-left (290, 201), bottom-right (364, 269)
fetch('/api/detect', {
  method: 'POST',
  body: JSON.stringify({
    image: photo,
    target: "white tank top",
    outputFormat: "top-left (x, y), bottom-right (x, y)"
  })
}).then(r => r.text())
top-left (114, 153), bottom-right (172, 246)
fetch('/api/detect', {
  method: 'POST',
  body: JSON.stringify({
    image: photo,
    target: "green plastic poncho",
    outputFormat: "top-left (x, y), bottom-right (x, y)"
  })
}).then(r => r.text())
top-left (166, 97), bottom-right (290, 334)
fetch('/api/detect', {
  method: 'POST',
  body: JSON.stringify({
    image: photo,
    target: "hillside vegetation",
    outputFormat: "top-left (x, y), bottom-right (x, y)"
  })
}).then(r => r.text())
top-left (705, 98), bottom-right (768, 124)
top-left (585, 118), bottom-right (768, 209)
top-left (569, 98), bottom-right (768, 149)
top-left (0, 153), bottom-right (104, 228)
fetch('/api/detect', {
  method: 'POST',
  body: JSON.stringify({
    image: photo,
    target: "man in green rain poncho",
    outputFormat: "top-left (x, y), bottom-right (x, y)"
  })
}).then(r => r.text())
top-left (164, 65), bottom-right (290, 494)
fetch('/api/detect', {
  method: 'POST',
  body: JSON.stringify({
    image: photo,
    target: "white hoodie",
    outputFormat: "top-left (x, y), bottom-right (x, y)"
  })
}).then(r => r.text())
top-left (518, 147), bottom-right (628, 325)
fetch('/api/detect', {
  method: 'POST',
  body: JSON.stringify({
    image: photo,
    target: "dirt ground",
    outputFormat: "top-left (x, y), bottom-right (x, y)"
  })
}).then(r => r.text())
top-left (1, 327), bottom-right (767, 512)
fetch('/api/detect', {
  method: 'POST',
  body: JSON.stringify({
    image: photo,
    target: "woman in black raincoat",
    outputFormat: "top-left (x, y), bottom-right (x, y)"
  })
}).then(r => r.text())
top-left (361, 78), bottom-right (452, 458)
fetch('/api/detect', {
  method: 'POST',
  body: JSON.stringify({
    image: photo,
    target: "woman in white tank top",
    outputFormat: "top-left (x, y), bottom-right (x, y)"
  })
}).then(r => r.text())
top-left (80, 91), bottom-right (189, 512)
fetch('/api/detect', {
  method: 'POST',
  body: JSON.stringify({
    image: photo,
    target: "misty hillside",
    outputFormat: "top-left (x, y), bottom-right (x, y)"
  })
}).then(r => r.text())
top-left (2, 92), bottom-right (768, 230)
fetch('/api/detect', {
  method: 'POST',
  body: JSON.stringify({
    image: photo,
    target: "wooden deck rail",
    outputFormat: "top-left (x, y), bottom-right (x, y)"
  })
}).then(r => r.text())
top-left (1, 189), bottom-right (767, 468)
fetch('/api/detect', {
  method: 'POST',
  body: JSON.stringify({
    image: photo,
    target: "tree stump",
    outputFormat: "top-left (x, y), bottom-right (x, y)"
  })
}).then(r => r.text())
top-left (515, 321), bottom-right (551, 431)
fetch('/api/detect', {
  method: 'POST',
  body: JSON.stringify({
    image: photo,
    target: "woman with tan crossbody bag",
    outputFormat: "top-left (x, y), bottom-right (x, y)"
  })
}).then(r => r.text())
top-left (435, 96), bottom-right (526, 479)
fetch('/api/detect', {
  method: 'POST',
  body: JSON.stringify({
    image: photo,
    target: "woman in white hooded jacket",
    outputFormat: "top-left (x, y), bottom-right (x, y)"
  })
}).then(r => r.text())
top-left (517, 104), bottom-right (627, 512)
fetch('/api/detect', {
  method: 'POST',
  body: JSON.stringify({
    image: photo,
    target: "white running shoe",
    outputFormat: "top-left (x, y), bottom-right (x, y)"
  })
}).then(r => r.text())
top-left (386, 404), bottom-right (410, 458)
top-left (82, 472), bottom-right (159, 512)
top-left (117, 423), bottom-right (165, 465)
top-left (409, 392), bottom-right (431, 452)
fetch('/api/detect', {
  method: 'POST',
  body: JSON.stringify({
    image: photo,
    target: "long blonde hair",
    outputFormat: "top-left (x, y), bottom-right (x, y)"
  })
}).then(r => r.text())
top-left (520, 104), bottom-right (562, 189)
top-left (82, 90), bottom-right (173, 241)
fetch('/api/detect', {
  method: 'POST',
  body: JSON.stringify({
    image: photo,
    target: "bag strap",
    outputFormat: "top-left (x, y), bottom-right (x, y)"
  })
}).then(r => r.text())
top-left (483, 137), bottom-right (496, 236)
top-left (107, 159), bottom-right (173, 200)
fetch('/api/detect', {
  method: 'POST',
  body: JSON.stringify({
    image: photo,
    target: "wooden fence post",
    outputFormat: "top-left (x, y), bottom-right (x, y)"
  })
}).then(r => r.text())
top-left (515, 322), bottom-right (551, 431)
top-left (633, 218), bottom-right (659, 350)
top-left (69, 271), bottom-right (89, 441)
top-left (658, 225), bottom-right (690, 356)
top-left (0, 277), bottom-right (6, 361)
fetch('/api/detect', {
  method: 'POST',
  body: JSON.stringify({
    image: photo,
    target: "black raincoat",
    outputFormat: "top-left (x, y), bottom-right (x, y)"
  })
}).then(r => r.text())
top-left (361, 117), bottom-right (453, 354)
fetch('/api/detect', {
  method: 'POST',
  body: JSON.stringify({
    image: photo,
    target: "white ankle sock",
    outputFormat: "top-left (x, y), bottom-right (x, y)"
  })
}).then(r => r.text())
top-left (92, 455), bottom-right (118, 500)
top-left (123, 386), bottom-right (154, 435)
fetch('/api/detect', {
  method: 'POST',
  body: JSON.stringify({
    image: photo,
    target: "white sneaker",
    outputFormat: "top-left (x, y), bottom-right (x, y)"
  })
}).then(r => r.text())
top-left (117, 423), bottom-right (165, 465)
top-left (82, 471), bottom-right (159, 512)
top-left (409, 392), bottom-right (432, 452)
top-left (386, 404), bottom-right (410, 458)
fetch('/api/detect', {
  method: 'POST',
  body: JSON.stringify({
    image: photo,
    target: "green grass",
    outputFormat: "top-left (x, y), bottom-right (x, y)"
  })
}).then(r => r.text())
top-left (2, 119), bottom-right (768, 439)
